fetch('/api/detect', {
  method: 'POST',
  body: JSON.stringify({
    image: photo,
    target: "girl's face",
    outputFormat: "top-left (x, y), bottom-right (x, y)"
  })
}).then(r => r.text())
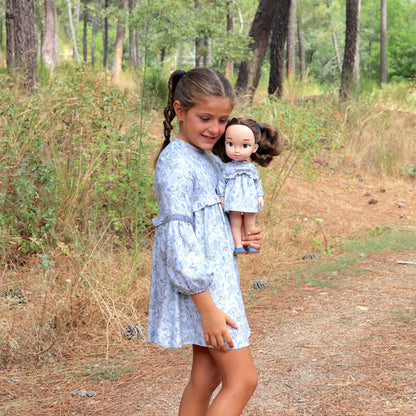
top-left (173, 97), bottom-right (232, 151)
top-left (224, 124), bottom-right (258, 162)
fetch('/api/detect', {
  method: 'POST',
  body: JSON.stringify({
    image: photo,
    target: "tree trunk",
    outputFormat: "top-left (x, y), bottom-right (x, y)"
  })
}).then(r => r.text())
top-left (297, 16), bottom-right (305, 78)
top-left (103, 0), bottom-right (109, 68)
top-left (111, 0), bottom-right (128, 80)
top-left (42, 0), bottom-right (60, 71)
top-left (91, 12), bottom-right (97, 66)
top-left (268, 0), bottom-right (291, 97)
top-left (225, 1), bottom-right (234, 78)
top-left (286, 0), bottom-right (296, 81)
top-left (128, 0), bottom-right (137, 68)
top-left (66, 0), bottom-right (80, 64)
top-left (380, 0), bottom-right (387, 85)
top-left (6, 0), bottom-right (16, 69)
top-left (353, 0), bottom-right (361, 85)
top-left (82, 9), bottom-right (88, 63)
top-left (340, 0), bottom-right (360, 99)
top-left (332, 32), bottom-right (342, 75)
top-left (6, 0), bottom-right (38, 88)
top-left (235, 0), bottom-right (280, 99)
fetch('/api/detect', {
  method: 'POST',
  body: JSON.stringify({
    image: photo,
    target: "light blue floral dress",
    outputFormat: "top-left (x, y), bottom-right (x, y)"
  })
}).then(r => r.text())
top-left (216, 160), bottom-right (264, 213)
top-left (147, 138), bottom-right (251, 349)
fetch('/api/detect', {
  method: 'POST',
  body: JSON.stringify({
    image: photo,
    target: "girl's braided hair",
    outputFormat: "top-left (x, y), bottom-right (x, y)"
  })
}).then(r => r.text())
top-left (212, 117), bottom-right (283, 167)
top-left (155, 68), bottom-right (235, 165)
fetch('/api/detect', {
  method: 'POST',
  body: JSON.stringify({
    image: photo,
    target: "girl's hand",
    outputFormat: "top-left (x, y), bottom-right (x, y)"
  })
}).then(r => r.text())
top-left (220, 196), bottom-right (225, 209)
top-left (258, 196), bottom-right (264, 208)
top-left (241, 226), bottom-right (262, 250)
top-left (200, 307), bottom-right (237, 351)
top-left (191, 291), bottom-right (237, 352)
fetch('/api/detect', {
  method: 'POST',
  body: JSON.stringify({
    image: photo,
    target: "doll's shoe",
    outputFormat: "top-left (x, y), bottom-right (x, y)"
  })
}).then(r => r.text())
top-left (234, 247), bottom-right (246, 256)
top-left (246, 246), bottom-right (258, 254)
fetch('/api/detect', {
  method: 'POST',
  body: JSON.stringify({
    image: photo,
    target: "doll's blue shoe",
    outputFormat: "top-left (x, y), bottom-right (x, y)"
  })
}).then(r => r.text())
top-left (234, 247), bottom-right (246, 256)
top-left (246, 246), bottom-right (258, 254)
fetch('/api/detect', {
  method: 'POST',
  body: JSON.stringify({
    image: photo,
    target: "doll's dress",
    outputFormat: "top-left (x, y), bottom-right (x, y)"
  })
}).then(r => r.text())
top-left (216, 160), bottom-right (264, 213)
top-left (147, 138), bottom-right (250, 349)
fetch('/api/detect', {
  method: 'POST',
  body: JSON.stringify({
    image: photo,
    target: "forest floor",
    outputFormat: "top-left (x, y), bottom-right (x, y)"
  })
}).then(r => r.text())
top-left (1, 162), bottom-right (416, 415)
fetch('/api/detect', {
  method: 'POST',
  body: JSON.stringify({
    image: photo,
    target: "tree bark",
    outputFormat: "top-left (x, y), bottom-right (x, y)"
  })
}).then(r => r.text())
top-left (225, 0), bottom-right (234, 78)
top-left (353, 0), bottom-right (361, 85)
top-left (128, 0), bottom-right (137, 68)
top-left (66, 0), bottom-right (80, 64)
top-left (332, 32), bottom-right (342, 75)
top-left (268, 0), bottom-right (291, 97)
top-left (340, 0), bottom-right (360, 99)
top-left (42, 0), bottom-right (60, 71)
top-left (297, 16), bottom-right (305, 78)
top-left (82, 9), bottom-right (88, 63)
top-left (6, 0), bottom-right (38, 88)
top-left (380, 0), bottom-right (387, 85)
top-left (111, 0), bottom-right (128, 80)
top-left (103, 0), bottom-right (109, 68)
top-left (235, 0), bottom-right (280, 99)
top-left (286, 0), bottom-right (296, 81)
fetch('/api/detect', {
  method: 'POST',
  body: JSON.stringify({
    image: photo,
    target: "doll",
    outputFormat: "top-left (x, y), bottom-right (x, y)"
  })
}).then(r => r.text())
top-left (214, 118), bottom-right (282, 255)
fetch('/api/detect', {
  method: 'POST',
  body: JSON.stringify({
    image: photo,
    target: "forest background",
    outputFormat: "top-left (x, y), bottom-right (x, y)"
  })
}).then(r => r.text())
top-left (1, 0), bottom-right (416, 407)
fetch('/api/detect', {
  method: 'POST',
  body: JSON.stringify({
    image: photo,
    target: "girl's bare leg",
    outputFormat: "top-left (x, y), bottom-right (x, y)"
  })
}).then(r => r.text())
top-left (178, 345), bottom-right (221, 416)
top-left (229, 211), bottom-right (243, 248)
top-left (207, 346), bottom-right (258, 416)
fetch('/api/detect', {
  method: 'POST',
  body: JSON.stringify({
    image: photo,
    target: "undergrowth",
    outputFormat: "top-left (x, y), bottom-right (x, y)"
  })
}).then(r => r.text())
top-left (1, 65), bottom-right (415, 368)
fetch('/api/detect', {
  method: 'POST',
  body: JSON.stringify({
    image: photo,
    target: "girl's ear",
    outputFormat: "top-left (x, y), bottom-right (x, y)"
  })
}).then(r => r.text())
top-left (173, 100), bottom-right (184, 123)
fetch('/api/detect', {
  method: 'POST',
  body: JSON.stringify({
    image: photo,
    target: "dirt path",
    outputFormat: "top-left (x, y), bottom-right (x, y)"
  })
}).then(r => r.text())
top-left (2, 171), bottom-right (416, 415)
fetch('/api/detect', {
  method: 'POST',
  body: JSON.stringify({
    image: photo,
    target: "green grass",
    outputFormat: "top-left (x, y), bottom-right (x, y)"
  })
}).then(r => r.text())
top-left (286, 226), bottom-right (416, 287)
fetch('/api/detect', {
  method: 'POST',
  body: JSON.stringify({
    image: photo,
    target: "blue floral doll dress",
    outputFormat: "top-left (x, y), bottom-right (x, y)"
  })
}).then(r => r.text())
top-left (147, 138), bottom-right (251, 349)
top-left (216, 160), bottom-right (264, 213)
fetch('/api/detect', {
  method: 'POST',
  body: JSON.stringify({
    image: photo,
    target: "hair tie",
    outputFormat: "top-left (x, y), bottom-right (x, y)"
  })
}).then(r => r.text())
top-left (164, 134), bottom-right (171, 141)
top-left (179, 70), bottom-right (186, 77)
top-left (258, 123), bottom-right (263, 131)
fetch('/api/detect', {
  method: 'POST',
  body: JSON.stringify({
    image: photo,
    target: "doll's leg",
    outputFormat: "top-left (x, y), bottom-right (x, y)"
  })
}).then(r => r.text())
top-left (242, 212), bottom-right (257, 235)
top-left (178, 345), bottom-right (221, 416)
top-left (229, 211), bottom-right (243, 249)
top-left (242, 213), bottom-right (259, 253)
top-left (207, 346), bottom-right (258, 416)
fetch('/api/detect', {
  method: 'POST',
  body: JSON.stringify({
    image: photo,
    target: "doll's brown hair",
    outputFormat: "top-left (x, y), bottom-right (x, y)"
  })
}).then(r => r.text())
top-left (212, 117), bottom-right (282, 167)
top-left (155, 68), bottom-right (235, 165)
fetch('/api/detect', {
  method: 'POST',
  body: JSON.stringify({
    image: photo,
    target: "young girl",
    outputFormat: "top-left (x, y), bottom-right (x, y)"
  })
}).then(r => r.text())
top-left (147, 68), bottom-right (261, 416)
top-left (214, 118), bottom-right (282, 255)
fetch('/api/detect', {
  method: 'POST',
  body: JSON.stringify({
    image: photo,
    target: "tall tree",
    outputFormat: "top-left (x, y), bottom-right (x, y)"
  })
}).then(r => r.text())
top-left (6, 0), bottom-right (38, 88)
top-left (235, 0), bottom-right (279, 99)
top-left (268, 0), bottom-right (291, 97)
top-left (66, 0), bottom-right (80, 63)
top-left (42, 0), bottom-right (60, 71)
top-left (380, 0), bottom-right (387, 85)
top-left (340, 0), bottom-right (360, 98)
top-left (286, 0), bottom-right (297, 80)
top-left (111, 0), bottom-right (128, 79)
top-left (225, 0), bottom-right (234, 77)
top-left (103, 0), bottom-right (109, 68)
top-left (297, 16), bottom-right (305, 78)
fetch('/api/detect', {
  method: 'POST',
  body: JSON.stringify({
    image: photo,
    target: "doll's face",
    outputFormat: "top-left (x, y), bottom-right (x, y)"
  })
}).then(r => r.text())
top-left (224, 124), bottom-right (258, 162)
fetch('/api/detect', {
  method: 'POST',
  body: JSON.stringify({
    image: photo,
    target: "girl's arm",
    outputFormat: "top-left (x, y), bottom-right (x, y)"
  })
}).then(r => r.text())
top-left (191, 291), bottom-right (238, 352)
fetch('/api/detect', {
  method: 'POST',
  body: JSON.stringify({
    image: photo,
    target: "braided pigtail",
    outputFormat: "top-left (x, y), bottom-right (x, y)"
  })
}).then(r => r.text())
top-left (155, 70), bottom-right (185, 167)
top-left (251, 123), bottom-right (283, 167)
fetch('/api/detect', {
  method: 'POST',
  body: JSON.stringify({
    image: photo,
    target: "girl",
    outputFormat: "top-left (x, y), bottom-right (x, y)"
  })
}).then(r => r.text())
top-left (147, 68), bottom-right (261, 416)
top-left (214, 118), bottom-right (282, 255)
